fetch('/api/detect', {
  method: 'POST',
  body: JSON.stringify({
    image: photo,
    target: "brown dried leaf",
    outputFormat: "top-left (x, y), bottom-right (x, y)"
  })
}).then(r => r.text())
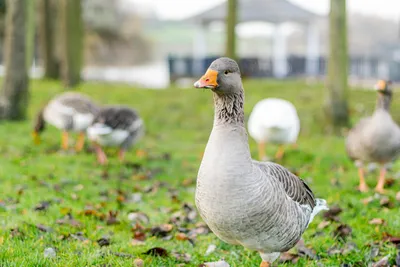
top-left (97, 237), bottom-right (111, 247)
top-left (323, 205), bottom-right (342, 222)
top-left (176, 233), bottom-right (189, 241)
top-left (128, 212), bottom-right (149, 224)
top-left (133, 258), bottom-right (144, 267)
top-left (36, 224), bottom-right (52, 232)
top-left (10, 228), bottom-right (24, 238)
top-left (106, 211), bottom-right (120, 225)
top-left (150, 224), bottom-right (173, 237)
top-left (369, 218), bottom-right (385, 225)
top-left (318, 220), bottom-right (331, 229)
top-left (382, 232), bottom-right (400, 245)
top-left (279, 252), bottom-right (300, 263)
top-left (379, 196), bottom-right (393, 208)
top-left (34, 201), bottom-right (51, 211)
top-left (372, 255), bottom-right (389, 267)
top-left (172, 252), bottom-right (191, 263)
top-left (396, 192), bottom-right (400, 202)
top-left (143, 247), bottom-right (168, 257)
top-left (133, 231), bottom-right (146, 241)
top-left (334, 224), bottom-right (352, 239)
top-left (56, 214), bottom-right (82, 228)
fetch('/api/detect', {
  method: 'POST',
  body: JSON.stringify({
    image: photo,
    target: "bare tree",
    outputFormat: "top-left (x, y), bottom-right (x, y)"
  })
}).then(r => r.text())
top-left (0, 0), bottom-right (29, 120)
top-left (324, 0), bottom-right (349, 132)
top-left (60, 0), bottom-right (83, 88)
top-left (39, 0), bottom-right (59, 79)
top-left (225, 0), bottom-right (237, 60)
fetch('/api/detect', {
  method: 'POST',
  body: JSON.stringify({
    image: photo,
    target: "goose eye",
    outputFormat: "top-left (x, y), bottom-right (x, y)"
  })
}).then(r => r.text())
top-left (224, 70), bottom-right (229, 75)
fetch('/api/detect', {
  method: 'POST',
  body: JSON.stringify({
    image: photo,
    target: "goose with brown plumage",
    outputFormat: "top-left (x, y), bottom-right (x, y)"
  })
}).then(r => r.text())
top-left (193, 57), bottom-right (327, 267)
top-left (346, 80), bottom-right (400, 194)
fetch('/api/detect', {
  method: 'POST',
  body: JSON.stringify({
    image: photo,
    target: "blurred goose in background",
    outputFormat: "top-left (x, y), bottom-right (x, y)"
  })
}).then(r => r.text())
top-left (87, 106), bottom-right (144, 165)
top-left (32, 92), bottom-right (99, 151)
top-left (248, 98), bottom-right (300, 160)
top-left (193, 57), bottom-right (327, 267)
top-left (346, 80), bottom-right (400, 194)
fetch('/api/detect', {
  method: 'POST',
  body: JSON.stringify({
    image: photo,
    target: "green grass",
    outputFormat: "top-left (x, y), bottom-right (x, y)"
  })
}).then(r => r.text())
top-left (1, 79), bottom-right (400, 266)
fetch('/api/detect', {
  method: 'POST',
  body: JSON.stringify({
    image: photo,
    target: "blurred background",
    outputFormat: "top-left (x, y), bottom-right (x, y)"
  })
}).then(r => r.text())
top-left (0, 0), bottom-right (399, 90)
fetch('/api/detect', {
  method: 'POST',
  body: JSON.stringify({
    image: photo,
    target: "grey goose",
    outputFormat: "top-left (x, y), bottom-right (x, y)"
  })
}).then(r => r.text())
top-left (193, 57), bottom-right (327, 267)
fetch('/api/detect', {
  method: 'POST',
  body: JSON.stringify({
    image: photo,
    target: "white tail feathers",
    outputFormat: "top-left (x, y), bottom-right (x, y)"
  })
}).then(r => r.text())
top-left (308, 198), bottom-right (328, 226)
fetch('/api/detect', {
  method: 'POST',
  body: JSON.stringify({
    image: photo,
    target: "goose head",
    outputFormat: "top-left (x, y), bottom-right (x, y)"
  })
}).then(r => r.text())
top-left (194, 57), bottom-right (242, 95)
top-left (374, 80), bottom-right (392, 95)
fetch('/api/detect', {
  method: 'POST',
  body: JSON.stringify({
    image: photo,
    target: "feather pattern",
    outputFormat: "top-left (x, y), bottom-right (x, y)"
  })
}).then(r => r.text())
top-left (195, 57), bottom-right (327, 264)
top-left (87, 106), bottom-right (144, 148)
top-left (38, 92), bottom-right (99, 132)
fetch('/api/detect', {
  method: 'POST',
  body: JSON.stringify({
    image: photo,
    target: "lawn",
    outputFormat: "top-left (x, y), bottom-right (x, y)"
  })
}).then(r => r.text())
top-left (0, 78), bottom-right (400, 266)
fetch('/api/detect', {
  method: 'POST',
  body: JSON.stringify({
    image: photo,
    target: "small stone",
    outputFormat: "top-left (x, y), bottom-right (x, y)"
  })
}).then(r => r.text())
top-left (44, 247), bottom-right (56, 258)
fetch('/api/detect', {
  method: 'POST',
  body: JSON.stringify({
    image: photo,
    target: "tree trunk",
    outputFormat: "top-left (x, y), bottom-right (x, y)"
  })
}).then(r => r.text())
top-left (39, 0), bottom-right (59, 79)
top-left (324, 0), bottom-right (349, 132)
top-left (25, 0), bottom-right (35, 71)
top-left (60, 0), bottom-right (83, 88)
top-left (0, 0), bottom-right (29, 120)
top-left (225, 0), bottom-right (237, 60)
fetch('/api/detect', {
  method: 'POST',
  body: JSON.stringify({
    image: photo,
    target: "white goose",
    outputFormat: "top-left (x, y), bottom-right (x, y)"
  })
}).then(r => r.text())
top-left (248, 98), bottom-right (300, 160)
top-left (193, 57), bottom-right (327, 267)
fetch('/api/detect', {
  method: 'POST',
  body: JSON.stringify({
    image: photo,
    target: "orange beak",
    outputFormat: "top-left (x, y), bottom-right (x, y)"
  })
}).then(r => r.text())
top-left (194, 69), bottom-right (219, 89)
top-left (374, 80), bottom-right (386, 91)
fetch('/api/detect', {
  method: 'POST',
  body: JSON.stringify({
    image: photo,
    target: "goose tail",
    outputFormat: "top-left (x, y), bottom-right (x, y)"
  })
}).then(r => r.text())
top-left (308, 198), bottom-right (328, 225)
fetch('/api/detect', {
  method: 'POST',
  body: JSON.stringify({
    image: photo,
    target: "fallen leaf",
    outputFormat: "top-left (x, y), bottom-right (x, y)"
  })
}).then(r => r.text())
top-left (296, 239), bottom-right (317, 260)
top-left (279, 252), bottom-right (300, 263)
top-left (71, 232), bottom-right (87, 242)
top-left (396, 249), bottom-right (400, 266)
top-left (34, 201), bottom-right (51, 211)
top-left (379, 196), bottom-right (393, 208)
top-left (131, 239), bottom-right (145, 246)
top-left (133, 231), bottom-right (146, 241)
top-left (382, 232), bottom-right (400, 245)
top-left (362, 196), bottom-right (375, 205)
top-left (112, 252), bottom-right (134, 258)
top-left (372, 255), bottom-right (389, 267)
top-left (10, 228), bottom-right (23, 238)
top-left (323, 205), bottom-right (342, 222)
top-left (369, 218), bottom-right (386, 225)
top-left (334, 224), bottom-right (352, 239)
top-left (370, 246), bottom-right (380, 258)
top-left (133, 258), bottom-right (144, 267)
top-left (205, 244), bottom-right (217, 256)
top-left (36, 224), bottom-right (52, 232)
top-left (171, 252), bottom-right (191, 263)
top-left (143, 247), bottom-right (168, 257)
top-left (150, 224), bottom-right (173, 237)
top-left (97, 237), bottom-right (111, 247)
top-left (128, 212), bottom-right (149, 224)
top-left (56, 214), bottom-right (82, 228)
top-left (318, 220), bottom-right (331, 229)
top-left (106, 211), bottom-right (120, 225)
top-left (396, 192), bottom-right (400, 202)
top-left (176, 233), bottom-right (188, 241)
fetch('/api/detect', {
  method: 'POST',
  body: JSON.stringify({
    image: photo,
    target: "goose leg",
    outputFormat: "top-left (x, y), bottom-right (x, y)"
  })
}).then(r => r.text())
top-left (94, 144), bottom-right (108, 165)
top-left (75, 132), bottom-right (85, 152)
top-left (258, 142), bottom-right (266, 161)
top-left (260, 261), bottom-right (270, 267)
top-left (358, 167), bottom-right (369, 192)
top-left (375, 166), bottom-right (387, 194)
top-left (275, 145), bottom-right (285, 160)
top-left (61, 131), bottom-right (69, 150)
top-left (118, 149), bottom-right (126, 162)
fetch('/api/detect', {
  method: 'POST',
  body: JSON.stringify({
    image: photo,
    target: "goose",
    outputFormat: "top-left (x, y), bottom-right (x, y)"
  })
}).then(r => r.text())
top-left (193, 57), bottom-right (327, 267)
top-left (32, 92), bottom-right (99, 151)
top-left (87, 106), bottom-right (144, 165)
top-left (248, 98), bottom-right (300, 160)
top-left (346, 80), bottom-right (400, 194)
